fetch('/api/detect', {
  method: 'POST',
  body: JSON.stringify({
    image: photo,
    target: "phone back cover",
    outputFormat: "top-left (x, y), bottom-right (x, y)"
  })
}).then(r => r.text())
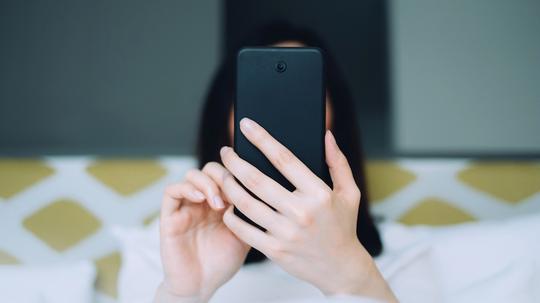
top-left (235, 47), bottom-right (327, 194)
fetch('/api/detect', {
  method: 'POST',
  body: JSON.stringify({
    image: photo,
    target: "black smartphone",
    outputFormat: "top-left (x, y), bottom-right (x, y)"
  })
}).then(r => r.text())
top-left (234, 47), bottom-right (327, 227)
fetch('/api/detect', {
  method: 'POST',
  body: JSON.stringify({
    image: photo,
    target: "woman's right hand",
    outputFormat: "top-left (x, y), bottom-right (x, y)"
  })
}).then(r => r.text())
top-left (154, 162), bottom-right (250, 303)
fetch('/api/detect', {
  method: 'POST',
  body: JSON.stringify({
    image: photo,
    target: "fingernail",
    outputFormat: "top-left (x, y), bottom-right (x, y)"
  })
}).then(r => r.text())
top-left (240, 117), bottom-right (255, 133)
top-left (192, 190), bottom-right (205, 200)
top-left (213, 196), bottom-right (225, 209)
top-left (220, 146), bottom-right (230, 157)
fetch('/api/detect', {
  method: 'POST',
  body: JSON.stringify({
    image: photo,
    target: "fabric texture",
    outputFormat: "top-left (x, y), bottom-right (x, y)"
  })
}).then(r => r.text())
top-left (112, 213), bottom-right (540, 303)
top-left (0, 260), bottom-right (96, 303)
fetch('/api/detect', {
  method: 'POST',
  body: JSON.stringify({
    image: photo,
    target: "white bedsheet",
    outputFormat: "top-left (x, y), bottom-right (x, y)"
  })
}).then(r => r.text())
top-left (379, 213), bottom-right (540, 302)
top-left (112, 212), bottom-right (540, 303)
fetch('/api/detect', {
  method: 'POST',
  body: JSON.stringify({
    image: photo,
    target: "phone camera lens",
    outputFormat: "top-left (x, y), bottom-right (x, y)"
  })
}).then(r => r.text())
top-left (275, 61), bottom-right (287, 73)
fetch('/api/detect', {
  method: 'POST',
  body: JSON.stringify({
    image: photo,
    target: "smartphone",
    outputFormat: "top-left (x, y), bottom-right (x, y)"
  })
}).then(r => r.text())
top-left (234, 47), bottom-right (328, 227)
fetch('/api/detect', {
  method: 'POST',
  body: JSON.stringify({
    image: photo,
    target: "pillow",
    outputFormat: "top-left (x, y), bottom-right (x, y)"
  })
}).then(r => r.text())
top-left (384, 212), bottom-right (540, 302)
top-left (416, 213), bottom-right (540, 302)
top-left (112, 222), bottom-right (162, 303)
top-left (369, 213), bottom-right (540, 303)
top-left (0, 260), bottom-right (96, 303)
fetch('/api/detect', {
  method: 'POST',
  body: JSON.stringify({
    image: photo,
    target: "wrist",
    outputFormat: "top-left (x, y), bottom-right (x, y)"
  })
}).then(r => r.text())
top-left (325, 242), bottom-right (398, 303)
top-left (154, 282), bottom-right (210, 303)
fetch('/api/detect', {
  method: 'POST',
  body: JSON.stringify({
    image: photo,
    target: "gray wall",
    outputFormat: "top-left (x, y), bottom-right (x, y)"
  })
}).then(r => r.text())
top-left (391, 0), bottom-right (540, 155)
top-left (3, 1), bottom-right (539, 156)
top-left (0, 0), bottom-right (219, 155)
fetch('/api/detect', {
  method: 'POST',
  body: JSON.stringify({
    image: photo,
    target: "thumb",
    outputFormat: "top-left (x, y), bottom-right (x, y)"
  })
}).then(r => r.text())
top-left (325, 130), bottom-right (358, 196)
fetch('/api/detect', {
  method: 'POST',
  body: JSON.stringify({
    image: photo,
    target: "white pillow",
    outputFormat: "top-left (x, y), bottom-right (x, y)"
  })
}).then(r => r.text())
top-left (382, 212), bottom-right (540, 303)
top-left (416, 213), bottom-right (540, 303)
top-left (112, 222), bottom-right (162, 303)
top-left (0, 260), bottom-right (96, 303)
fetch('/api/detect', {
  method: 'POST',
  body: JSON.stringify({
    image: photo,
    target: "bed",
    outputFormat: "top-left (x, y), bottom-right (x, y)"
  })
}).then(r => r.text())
top-left (1, 157), bottom-right (539, 302)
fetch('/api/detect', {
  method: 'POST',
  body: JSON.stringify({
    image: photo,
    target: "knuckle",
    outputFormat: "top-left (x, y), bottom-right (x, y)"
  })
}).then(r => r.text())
top-left (244, 172), bottom-right (262, 189)
top-left (202, 162), bottom-right (217, 173)
top-left (351, 186), bottom-right (361, 202)
top-left (297, 211), bottom-right (314, 227)
top-left (283, 227), bottom-right (301, 242)
top-left (184, 169), bottom-right (198, 180)
top-left (236, 196), bottom-right (252, 212)
top-left (267, 241), bottom-right (286, 260)
top-left (220, 150), bottom-right (232, 164)
top-left (293, 208), bottom-right (314, 227)
top-left (204, 183), bottom-right (216, 196)
top-left (315, 188), bottom-right (332, 204)
top-left (273, 149), bottom-right (295, 169)
top-left (222, 176), bottom-right (236, 197)
top-left (222, 208), bottom-right (234, 224)
top-left (162, 212), bottom-right (191, 236)
top-left (222, 171), bottom-right (233, 185)
top-left (164, 183), bottom-right (175, 194)
top-left (164, 183), bottom-right (181, 196)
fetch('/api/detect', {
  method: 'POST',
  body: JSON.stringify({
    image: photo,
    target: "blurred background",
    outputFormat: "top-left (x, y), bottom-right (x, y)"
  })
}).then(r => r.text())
top-left (1, 1), bottom-right (540, 303)
top-left (2, 0), bottom-right (539, 157)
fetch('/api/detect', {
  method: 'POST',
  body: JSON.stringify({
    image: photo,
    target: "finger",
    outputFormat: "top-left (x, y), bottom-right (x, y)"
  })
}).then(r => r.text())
top-left (237, 117), bottom-right (327, 192)
top-left (219, 147), bottom-right (295, 216)
top-left (223, 206), bottom-right (276, 254)
top-left (325, 130), bottom-right (360, 198)
top-left (161, 182), bottom-right (205, 218)
top-left (201, 161), bottom-right (228, 189)
top-left (185, 169), bottom-right (226, 210)
top-left (221, 171), bottom-right (287, 234)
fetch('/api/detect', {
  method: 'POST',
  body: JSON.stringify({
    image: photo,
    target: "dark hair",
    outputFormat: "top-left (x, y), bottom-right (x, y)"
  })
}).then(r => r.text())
top-left (196, 22), bottom-right (382, 263)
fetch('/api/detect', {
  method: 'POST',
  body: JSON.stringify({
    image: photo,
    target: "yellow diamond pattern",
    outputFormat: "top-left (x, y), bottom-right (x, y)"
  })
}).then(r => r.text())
top-left (0, 250), bottom-right (19, 264)
top-left (0, 159), bottom-right (54, 199)
top-left (23, 199), bottom-right (101, 252)
top-left (458, 162), bottom-right (540, 204)
top-left (143, 211), bottom-right (159, 226)
top-left (366, 161), bottom-right (416, 202)
top-left (399, 197), bottom-right (476, 226)
top-left (87, 159), bottom-right (166, 196)
top-left (95, 251), bottom-right (122, 298)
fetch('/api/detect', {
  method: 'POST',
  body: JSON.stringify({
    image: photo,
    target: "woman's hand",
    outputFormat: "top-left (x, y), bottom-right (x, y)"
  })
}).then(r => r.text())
top-left (219, 118), bottom-right (397, 302)
top-left (155, 163), bottom-right (250, 303)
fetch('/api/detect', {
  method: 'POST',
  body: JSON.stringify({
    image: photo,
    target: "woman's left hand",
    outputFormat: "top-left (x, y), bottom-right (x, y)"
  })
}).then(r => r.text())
top-left (219, 118), bottom-right (397, 303)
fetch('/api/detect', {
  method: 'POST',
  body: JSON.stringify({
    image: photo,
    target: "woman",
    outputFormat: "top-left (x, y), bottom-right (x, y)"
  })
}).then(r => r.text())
top-left (154, 23), bottom-right (397, 303)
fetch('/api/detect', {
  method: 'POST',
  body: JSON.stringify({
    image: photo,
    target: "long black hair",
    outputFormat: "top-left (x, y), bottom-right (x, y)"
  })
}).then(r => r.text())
top-left (197, 22), bottom-right (382, 263)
